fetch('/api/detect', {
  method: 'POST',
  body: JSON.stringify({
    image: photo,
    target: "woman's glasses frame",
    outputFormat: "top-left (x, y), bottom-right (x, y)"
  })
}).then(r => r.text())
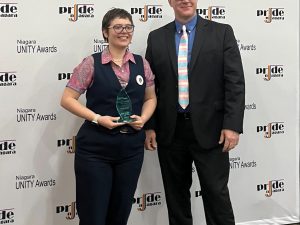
top-left (108, 24), bottom-right (135, 34)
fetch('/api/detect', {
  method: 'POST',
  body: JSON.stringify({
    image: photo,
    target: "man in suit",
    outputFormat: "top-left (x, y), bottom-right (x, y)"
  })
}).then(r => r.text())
top-left (144, 0), bottom-right (245, 225)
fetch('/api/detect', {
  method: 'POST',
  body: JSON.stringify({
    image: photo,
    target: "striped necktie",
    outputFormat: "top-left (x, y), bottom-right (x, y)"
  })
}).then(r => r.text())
top-left (178, 25), bottom-right (189, 109)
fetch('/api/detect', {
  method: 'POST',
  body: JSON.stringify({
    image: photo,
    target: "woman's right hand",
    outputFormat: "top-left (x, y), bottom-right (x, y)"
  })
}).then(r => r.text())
top-left (98, 116), bottom-right (125, 129)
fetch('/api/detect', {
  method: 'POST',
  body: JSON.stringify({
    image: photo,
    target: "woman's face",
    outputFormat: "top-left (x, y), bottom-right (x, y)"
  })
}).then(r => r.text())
top-left (104, 17), bottom-right (134, 49)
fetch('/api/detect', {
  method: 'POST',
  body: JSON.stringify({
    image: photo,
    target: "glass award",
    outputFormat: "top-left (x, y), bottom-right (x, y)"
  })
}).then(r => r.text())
top-left (116, 88), bottom-right (135, 123)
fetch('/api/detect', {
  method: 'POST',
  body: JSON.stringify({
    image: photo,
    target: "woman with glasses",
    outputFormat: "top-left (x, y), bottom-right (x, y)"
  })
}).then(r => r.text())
top-left (60, 8), bottom-right (156, 225)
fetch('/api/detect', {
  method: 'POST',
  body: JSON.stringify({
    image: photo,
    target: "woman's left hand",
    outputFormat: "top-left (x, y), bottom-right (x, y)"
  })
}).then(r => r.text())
top-left (128, 115), bottom-right (145, 130)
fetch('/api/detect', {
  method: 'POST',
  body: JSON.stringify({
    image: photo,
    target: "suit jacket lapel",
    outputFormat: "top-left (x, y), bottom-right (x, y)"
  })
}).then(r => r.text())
top-left (189, 16), bottom-right (209, 74)
top-left (165, 22), bottom-right (178, 79)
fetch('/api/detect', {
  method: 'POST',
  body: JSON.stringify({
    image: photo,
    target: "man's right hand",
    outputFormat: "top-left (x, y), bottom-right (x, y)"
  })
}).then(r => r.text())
top-left (145, 129), bottom-right (157, 151)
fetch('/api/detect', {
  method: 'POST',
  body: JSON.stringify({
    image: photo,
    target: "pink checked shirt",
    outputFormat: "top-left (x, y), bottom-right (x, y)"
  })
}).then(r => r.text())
top-left (67, 48), bottom-right (155, 94)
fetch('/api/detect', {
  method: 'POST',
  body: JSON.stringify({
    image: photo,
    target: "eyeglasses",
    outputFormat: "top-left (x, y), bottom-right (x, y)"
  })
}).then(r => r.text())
top-left (108, 24), bottom-right (135, 33)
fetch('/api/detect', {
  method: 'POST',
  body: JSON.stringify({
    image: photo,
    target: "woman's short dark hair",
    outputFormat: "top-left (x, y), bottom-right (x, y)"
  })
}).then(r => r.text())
top-left (102, 8), bottom-right (133, 42)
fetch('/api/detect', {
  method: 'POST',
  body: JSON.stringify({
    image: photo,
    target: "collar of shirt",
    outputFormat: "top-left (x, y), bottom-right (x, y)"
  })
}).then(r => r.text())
top-left (101, 47), bottom-right (136, 65)
top-left (175, 15), bottom-right (197, 34)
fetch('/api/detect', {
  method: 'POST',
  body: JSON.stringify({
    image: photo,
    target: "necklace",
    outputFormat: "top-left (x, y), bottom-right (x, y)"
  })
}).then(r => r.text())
top-left (112, 58), bottom-right (123, 62)
top-left (112, 58), bottom-right (123, 66)
top-left (112, 57), bottom-right (124, 67)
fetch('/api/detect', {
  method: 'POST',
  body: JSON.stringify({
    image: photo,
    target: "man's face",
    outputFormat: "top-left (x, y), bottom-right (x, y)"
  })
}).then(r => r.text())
top-left (168, 0), bottom-right (197, 21)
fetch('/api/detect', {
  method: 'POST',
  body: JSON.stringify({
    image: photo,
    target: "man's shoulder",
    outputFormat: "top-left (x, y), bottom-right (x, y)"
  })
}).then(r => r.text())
top-left (149, 21), bottom-right (174, 35)
top-left (199, 16), bottom-right (231, 30)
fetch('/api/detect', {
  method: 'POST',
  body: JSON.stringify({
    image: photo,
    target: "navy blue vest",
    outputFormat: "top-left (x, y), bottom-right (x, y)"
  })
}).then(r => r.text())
top-left (85, 52), bottom-right (145, 133)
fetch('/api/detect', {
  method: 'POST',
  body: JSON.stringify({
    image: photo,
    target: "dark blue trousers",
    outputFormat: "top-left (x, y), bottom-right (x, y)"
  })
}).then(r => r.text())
top-left (75, 123), bottom-right (145, 225)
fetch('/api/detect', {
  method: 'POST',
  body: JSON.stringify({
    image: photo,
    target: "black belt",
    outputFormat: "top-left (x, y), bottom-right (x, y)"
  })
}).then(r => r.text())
top-left (88, 121), bottom-right (136, 134)
top-left (177, 112), bottom-right (191, 120)
top-left (119, 126), bottom-right (133, 134)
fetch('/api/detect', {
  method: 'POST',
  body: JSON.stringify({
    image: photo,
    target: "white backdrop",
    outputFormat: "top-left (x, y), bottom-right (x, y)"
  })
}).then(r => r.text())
top-left (0, 0), bottom-right (299, 225)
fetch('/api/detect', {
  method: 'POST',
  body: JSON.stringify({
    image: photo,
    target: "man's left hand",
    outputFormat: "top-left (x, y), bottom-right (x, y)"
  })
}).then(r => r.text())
top-left (219, 129), bottom-right (240, 152)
